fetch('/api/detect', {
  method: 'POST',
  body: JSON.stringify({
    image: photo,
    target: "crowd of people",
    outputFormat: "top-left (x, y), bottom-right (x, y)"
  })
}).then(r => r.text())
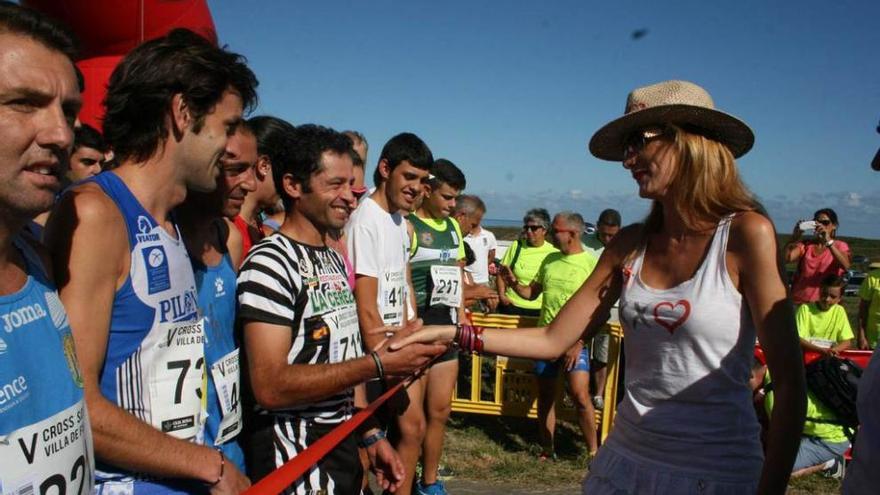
top-left (2, 2), bottom-right (880, 495)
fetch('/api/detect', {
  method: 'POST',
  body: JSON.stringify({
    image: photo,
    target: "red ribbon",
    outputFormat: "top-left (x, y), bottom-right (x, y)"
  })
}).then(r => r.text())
top-left (242, 377), bottom-right (411, 495)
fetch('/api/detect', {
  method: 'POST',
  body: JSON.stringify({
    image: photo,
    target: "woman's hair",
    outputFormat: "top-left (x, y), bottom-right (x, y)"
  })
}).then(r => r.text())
top-left (642, 125), bottom-right (760, 235)
top-left (523, 208), bottom-right (551, 229)
top-left (813, 208), bottom-right (839, 226)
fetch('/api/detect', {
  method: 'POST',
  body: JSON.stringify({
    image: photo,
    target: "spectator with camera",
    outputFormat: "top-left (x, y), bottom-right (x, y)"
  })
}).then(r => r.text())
top-left (785, 208), bottom-right (851, 305)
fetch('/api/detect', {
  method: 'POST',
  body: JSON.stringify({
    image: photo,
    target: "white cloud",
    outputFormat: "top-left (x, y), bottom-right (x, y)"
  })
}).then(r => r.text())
top-left (477, 188), bottom-right (880, 239)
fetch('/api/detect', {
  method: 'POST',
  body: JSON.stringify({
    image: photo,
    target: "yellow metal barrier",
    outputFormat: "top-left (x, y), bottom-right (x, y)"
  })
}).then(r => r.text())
top-left (450, 313), bottom-right (623, 442)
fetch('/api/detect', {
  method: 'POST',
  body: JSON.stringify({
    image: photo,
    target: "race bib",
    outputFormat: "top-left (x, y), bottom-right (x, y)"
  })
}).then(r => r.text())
top-left (147, 318), bottom-right (206, 440)
top-left (328, 305), bottom-right (363, 364)
top-left (209, 349), bottom-right (241, 446)
top-left (429, 265), bottom-right (462, 307)
top-left (379, 271), bottom-right (406, 326)
top-left (0, 400), bottom-right (94, 495)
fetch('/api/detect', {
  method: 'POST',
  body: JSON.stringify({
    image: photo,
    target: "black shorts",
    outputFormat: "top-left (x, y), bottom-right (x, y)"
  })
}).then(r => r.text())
top-left (244, 415), bottom-right (363, 495)
top-left (419, 305), bottom-right (458, 363)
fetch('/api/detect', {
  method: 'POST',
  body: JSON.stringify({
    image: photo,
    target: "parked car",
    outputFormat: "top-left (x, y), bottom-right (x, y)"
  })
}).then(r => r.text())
top-left (853, 254), bottom-right (869, 265)
top-left (844, 271), bottom-right (866, 297)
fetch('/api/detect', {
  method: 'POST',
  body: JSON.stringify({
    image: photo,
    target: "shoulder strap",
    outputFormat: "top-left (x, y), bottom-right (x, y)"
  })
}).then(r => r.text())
top-left (509, 239), bottom-right (523, 267)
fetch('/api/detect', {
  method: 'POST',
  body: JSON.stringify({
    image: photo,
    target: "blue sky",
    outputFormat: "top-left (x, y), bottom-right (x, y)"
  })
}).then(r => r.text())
top-left (210, 0), bottom-right (880, 239)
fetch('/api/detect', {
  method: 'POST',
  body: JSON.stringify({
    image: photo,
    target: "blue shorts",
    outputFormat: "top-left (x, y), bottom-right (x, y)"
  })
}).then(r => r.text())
top-left (534, 347), bottom-right (590, 378)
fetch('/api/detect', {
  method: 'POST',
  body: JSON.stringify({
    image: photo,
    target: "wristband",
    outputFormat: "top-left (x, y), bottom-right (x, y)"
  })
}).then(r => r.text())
top-left (455, 324), bottom-right (484, 354)
top-left (370, 351), bottom-right (385, 380)
top-left (209, 448), bottom-right (224, 487)
top-left (358, 429), bottom-right (387, 448)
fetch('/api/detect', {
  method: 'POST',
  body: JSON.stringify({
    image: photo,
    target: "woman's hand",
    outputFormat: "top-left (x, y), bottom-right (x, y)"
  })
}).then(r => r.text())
top-left (791, 219), bottom-right (805, 242)
top-left (389, 325), bottom-right (457, 351)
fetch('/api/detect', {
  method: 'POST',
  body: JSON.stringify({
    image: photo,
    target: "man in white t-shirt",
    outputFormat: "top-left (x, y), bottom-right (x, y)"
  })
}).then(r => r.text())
top-left (455, 195), bottom-right (497, 286)
top-left (346, 132), bottom-right (434, 495)
top-left (580, 208), bottom-right (621, 410)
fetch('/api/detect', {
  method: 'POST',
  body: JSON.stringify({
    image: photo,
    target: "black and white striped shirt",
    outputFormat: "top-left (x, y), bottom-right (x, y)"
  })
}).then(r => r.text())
top-left (237, 233), bottom-right (363, 424)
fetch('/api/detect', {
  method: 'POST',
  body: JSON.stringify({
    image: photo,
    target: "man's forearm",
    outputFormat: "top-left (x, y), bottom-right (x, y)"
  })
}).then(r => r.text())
top-left (253, 355), bottom-right (380, 410)
top-left (87, 391), bottom-right (220, 482)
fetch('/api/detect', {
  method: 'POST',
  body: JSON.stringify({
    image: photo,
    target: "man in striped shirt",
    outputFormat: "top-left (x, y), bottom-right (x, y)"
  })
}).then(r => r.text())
top-left (237, 125), bottom-right (444, 494)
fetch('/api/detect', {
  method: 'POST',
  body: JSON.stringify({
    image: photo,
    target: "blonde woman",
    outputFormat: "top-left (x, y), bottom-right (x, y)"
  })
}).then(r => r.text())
top-left (396, 81), bottom-right (806, 494)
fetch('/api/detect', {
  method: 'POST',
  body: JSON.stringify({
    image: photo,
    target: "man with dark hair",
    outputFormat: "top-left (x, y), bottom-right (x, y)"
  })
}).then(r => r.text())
top-left (237, 124), bottom-right (443, 493)
top-left (406, 158), bottom-right (467, 495)
top-left (0, 2), bottom-right (95, 491)
top-left (235, 115), bottom-right (293, 254)
top-left (66, 123), bottom-right (107, 182)
top-left (347, 132), bottom-right (433, 495)
top-left (177, 123), bottom-right (258, 475)
top-left (581, 208), bottom-right (622, 410)
top-left (46, 28), bottom-right (257, 493)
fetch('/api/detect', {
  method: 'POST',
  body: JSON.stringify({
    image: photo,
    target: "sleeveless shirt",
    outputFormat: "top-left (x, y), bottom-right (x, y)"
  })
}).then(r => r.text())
top-left (0, 236), bottom-right (95, 495)
top-left (194, 251), bottom-right (244, 471)
top-left (609, 215), bottom-right (763, 481)
top-left (87, 172), bottom-right (206, 493)
top-left (408, 215), bottom-right (463, 315)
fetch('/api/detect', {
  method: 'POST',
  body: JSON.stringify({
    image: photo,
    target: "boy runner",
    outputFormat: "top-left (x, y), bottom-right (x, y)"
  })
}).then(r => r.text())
top-left (407, 159), bottom-right (467, 495)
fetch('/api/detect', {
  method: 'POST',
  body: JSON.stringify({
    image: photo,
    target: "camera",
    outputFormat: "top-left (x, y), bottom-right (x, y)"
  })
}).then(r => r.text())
top-left (798, 220), bottom-right (818, 232)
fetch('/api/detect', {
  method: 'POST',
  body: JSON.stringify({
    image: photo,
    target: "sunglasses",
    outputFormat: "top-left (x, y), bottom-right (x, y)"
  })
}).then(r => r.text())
top-left (623, 126), bottom-right (668, 156)
top-left (352, 186), bottom-right (368, 199)
top-left (523, 225), bottom-right (544, 232)
top-left (814, 219), bottom-right (832, 226)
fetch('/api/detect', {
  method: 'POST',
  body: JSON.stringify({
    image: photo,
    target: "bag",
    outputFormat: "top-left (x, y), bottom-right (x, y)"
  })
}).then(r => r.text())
top-left (804, 356), bottom-right (862, 438)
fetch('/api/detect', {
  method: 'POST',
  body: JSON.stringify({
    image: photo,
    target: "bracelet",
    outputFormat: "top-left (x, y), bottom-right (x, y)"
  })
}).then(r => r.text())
top-left (358, 429), bottom-right (387, 448)
top-left (825, 239), bottom-right (834, 247)
top-left (455, 324), bottom-right (485, 354)
top-left (370, 351), bottom-right (385, 380)
top-left (209, 448), bottom-right (224, 487)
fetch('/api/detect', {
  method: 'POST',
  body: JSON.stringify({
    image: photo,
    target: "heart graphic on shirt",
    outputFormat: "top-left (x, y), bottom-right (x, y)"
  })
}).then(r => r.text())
top-left (652, 299), bottom-right (691, 334)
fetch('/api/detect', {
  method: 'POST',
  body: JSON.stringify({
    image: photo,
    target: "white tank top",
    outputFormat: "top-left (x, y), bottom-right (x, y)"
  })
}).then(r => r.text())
top-left (608, 214), bottom-right (763, 482)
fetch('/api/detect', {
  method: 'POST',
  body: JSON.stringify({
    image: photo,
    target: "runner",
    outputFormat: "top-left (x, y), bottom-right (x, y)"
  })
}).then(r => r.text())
top-left (0, 4), bottom-right (94, 493)
top-left (395, 80), bottom-right (806, 494)
top-left (407, 159), bottom-right (467, 495)
top-left (237, 124), bottom-right (444, 494)
top-left (346, 132), bottom-right (434, 495)
top-left (177, 123), bottom-right (258, 473)
top-left (235, 116), bottom-right (293, 255)
top-left (46, 29), bottom-right (257, 493)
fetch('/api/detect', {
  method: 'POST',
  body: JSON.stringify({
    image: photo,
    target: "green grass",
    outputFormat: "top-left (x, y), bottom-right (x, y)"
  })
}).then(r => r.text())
top-left (443, 415), bottom-right (842, 492)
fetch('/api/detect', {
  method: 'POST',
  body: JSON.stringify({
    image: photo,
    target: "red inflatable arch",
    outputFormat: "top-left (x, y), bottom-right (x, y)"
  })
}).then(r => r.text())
top-left (23, 0), bottom-right (217, 131)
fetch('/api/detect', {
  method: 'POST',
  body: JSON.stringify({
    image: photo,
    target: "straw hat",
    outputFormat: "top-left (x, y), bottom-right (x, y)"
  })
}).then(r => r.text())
top-left (589, 80), bottom-right (754, 161)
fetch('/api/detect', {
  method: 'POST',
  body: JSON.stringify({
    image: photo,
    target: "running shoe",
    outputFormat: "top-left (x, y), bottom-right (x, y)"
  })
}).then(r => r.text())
top-left (416, 479), bottom-right (448, 495)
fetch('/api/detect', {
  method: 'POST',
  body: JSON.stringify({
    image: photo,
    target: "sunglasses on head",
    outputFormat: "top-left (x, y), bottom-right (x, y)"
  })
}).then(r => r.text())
top-left (523, 225), bottom-right (544, 232)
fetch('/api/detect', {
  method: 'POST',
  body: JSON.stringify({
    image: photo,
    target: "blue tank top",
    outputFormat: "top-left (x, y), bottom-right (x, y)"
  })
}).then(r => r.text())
top-left (0, 236), bottom-right (95, 495)
top-left (194, 253), bottom-right (244, 472)
top-left (87, 172), bottom-right (206, 494)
